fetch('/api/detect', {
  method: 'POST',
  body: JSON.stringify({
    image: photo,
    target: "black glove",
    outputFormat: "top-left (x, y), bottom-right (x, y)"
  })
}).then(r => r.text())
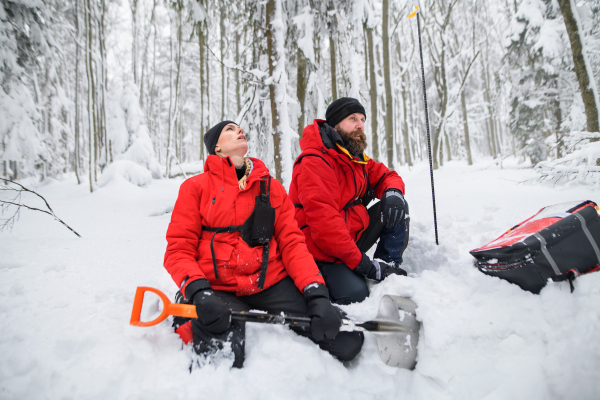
top-left (355, 253), bottom-right (407, 282)
top-left (185, 279), bottom-right (231, 334)
top-left (380, 189), bottom-right (406, 228)
top-left (303, 284), bottom-right (342, 342)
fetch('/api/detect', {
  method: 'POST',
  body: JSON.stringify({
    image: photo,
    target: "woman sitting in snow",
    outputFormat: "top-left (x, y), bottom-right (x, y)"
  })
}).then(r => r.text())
top-left (164, 120), bottom-right (364, 368)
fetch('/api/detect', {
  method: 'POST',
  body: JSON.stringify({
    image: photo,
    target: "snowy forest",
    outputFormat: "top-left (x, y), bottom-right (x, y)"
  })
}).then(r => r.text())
top-left (1, 0), bottom-right (599, 188)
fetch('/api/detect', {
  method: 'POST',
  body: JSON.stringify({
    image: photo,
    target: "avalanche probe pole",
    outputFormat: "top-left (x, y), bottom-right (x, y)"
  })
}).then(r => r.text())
top-left (409, 1), bottom-right (439, 245)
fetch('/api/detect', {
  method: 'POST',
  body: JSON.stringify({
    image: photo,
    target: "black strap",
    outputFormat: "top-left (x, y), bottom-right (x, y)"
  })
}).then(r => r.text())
top-left (294, 153), bottom-right (332, 168)
top-left (202, 225), bottom-right (241, 233)
top-left (202, 225), bottom-right (243, 279)
top-left (260, 176), bottom-right (271, 202)
top-left (257, 243), bottom-right (269, 289)
top-left (257, 177), bottom-right (271, 289)
top-left (342, 198), bottom-right (363, 211)
top-left (551, 269), bottom-right (580, 293)
top-left (293, 203), bottom-right (303, 208)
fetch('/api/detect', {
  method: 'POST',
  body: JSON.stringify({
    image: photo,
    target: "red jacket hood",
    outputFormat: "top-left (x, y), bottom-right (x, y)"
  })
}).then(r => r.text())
top-left (299, 119), bottom-right (328, 152)
top-left (300, 119), bottom-right (370, 164)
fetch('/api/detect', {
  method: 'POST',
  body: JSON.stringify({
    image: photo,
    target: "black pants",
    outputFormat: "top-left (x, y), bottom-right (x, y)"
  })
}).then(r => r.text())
top-left (318, 201), bottom-right (409, 305)
top-left (182, 277), bottom-right (364, 368)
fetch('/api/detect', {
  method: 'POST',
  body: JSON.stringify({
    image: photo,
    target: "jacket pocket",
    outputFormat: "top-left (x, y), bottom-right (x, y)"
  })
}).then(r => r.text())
top-left (198, 240), bottom-right (234, 264)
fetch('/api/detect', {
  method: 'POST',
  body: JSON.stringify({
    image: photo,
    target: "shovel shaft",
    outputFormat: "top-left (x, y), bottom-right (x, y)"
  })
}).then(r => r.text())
top-left (230, 312), bottom-right (384, 331)
top-left (230, 311), bottom-right (311, 328)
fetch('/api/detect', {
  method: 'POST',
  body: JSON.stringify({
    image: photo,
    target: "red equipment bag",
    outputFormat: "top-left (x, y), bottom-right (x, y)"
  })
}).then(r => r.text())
top-left (470, 200), bottom-right (600, 294)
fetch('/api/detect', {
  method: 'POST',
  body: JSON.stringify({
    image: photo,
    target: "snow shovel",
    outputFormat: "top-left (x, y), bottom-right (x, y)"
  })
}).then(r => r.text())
top-left (130, 286), bottom-right (420, 369)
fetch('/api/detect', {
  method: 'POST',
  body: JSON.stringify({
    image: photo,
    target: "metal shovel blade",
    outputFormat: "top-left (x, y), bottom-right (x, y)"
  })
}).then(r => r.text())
top-left (372, 295), bottom-right (420, 369)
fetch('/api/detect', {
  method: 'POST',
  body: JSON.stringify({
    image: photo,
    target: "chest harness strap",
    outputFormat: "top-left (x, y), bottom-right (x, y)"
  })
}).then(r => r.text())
top-left (202, 177), bottom-right (275, 290)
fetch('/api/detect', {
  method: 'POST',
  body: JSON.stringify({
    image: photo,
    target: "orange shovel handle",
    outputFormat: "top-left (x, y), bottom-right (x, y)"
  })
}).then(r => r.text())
top-left (130, 286), bottom-right (197, 327)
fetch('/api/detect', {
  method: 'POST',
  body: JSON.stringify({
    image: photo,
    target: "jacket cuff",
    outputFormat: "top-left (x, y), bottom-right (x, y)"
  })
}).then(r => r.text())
top-left (384, 186), bottom-right (404, 196)
top-left (303, 283), bottom-right (330, 302)
top-left (385, 188), bottom-right (403, 196)
top-left (184, 278), bottom-right (212, 301)
top-left (346, 247), bottom-right (365, 270)
top-left (354, 253), bottom-right (374, 276)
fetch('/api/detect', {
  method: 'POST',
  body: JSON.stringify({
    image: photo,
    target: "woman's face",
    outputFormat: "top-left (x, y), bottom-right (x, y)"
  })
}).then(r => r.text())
top-left (215, 123), bottom-right (248, 156)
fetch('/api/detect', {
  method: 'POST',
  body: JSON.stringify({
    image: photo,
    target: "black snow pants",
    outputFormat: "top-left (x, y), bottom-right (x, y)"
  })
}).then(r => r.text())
top-left (178, 277), bottom-right (364, 368)
top-left (317, 200), bottom-right (410, 305)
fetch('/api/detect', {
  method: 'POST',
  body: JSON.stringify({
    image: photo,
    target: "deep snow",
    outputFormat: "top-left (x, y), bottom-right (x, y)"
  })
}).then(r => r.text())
top-left (1, 158), bottom-right (599, 400)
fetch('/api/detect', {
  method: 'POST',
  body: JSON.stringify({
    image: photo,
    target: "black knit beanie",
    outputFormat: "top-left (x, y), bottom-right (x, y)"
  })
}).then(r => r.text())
top-left (204, 120), bottom-right (237, 155)
top-left (325, 97), bottom-right (366, 128)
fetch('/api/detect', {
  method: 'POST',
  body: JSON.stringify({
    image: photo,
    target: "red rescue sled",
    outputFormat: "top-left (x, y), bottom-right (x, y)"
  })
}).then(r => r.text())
top-left (470, 200), bottom-right (600, 293)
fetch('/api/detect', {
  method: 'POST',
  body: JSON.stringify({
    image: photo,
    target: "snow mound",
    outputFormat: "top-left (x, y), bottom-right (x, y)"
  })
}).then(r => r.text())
top-left (118, 125), bottom-right (163, 179)
top-left (107, 82), bottom-right (162, 179)
top-left (534, 131), bottom-right (600, 186)
top-left (98, 160), bottom-right (153, 188)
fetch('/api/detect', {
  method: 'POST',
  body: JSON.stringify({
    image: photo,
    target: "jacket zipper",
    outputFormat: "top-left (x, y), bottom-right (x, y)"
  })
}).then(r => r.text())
top-left (207, 196), bottom-right (216, 223)
top-left (338, 155), bottom-right (358, 200)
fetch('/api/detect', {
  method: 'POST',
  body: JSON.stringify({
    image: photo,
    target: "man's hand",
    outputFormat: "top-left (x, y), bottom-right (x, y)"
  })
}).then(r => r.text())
top-left (355, 253), bottom-right (407, 282)
top-left (380, 189), bottom-right (406, 228)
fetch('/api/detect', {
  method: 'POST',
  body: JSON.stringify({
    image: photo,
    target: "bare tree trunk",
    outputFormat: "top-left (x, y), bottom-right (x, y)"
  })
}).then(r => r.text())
top-left (166, 32), bottom-right (173, 177)
top-left (382, 0), bottom-right (394, 168)
top-left (89, 0), bottom-right (99, 179)
top-left (365, 23), bottom-right (379, 160)
top-left (329, 34), bottom-right (337, 101)
top-left (99, 0), bottom-right (107, 167)
top-left (220, 3), bottom-right (226, 120)
top-left (235, 31), bottom-right (241, 115)
top-left (150, 23), bottom-right (158, 162)
top-left (266, 0), bottom-right (282, 181)
top-left (461, 89), bottom-right (473, 165)
top-left (174, 6), bottom-right (182, 163)
top-left (396, 35), bottom-right (413, 167)
top-left (431, 45), bottom-right (447, 170)
top-left (482, 58), bottom-right (497, 158)
top-left (206, 32), bottom-right (211, 129)
top-left (363, 28), bottom-right (369, 83)
top-left (130, 0), bottom-right (138, 85)
top-left (403, 76), bottom-right (413, 166)
top-left (557, 0), bottom-right (599, 133)
top-left (140, 0), bottom-right (157, 110)
top-left (555, 96), bottom-right (563, 158)
top-left (198, 21), bottom-right (206, 162)
top-left (297, 47), bottom-right (307, 139)
top-left (85, 0), bottom-right (96, 192)
top-left (74, 0), bottom-right (81, 184)
top-left (444, 129), bottom-right (451, 162)
top-left (166, 7), bottom-right (183, 178)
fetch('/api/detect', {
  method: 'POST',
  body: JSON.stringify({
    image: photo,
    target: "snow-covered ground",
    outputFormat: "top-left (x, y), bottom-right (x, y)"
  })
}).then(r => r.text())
top-left (1, 159), bottom-right (599, 400)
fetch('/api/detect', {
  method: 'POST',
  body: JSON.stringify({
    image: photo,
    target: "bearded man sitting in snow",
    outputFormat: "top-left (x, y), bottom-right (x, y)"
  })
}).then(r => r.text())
top-left (289, 97), bottom-right (409, 305)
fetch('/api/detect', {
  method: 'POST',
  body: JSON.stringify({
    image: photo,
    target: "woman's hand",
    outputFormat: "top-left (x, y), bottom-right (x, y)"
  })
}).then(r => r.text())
top-left (303, 283), bottom-right (341, 341)
top-left (186, 279), bottom-right (232, 334)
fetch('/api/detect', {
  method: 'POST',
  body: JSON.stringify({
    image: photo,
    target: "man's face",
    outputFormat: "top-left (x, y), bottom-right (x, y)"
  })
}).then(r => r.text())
top-left (335, 113), bottom-right (368, 156)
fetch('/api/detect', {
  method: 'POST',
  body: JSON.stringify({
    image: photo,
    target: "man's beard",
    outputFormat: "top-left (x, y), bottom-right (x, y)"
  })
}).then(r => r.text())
top-left (336, 126), bottom-right (368, 157)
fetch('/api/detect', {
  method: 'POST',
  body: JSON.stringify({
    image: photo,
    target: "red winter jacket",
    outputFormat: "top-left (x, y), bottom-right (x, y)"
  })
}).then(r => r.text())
top-left (164, 155), bottom-right (324, 297)
top-left (288, 119), bottom-right (406, 269)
